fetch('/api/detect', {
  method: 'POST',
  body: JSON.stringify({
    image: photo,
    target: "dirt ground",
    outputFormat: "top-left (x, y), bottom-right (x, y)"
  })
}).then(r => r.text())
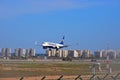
top-left (0, 75), bottom-right (92, 80)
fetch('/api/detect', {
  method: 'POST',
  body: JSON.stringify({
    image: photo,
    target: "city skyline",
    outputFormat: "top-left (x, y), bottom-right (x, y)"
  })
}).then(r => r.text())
top-left (0, 0), bottom-right (120, 53)
top-left (0, 48), bottom-right (120, 60)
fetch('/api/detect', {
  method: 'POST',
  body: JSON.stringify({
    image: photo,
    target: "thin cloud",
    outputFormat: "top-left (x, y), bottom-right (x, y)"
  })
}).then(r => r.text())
top-left (0, 0), bottom-right (118, 18)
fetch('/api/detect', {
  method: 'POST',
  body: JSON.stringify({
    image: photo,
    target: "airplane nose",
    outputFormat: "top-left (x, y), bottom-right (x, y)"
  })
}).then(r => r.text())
top-left (42, 42), bottom-right (48, 46)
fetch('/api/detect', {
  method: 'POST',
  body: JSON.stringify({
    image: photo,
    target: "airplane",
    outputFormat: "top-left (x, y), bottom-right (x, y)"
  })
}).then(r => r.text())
top-left (41, 36), bottom-right (68, 50)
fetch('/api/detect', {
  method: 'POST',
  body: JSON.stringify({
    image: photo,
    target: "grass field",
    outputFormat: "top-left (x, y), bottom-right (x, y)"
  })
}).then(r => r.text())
top-left (0, 61), bottom-right (91, 77)
top-left (0, 60), bottom-right (120, 78)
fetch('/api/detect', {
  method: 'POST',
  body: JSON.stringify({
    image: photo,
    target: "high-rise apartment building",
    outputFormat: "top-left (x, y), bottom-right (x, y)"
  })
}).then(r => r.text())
top-left (82, 50), bottom-right (92, 58)
top-left (62, 50), bottom-right (68, 57)
top-left (15, 48), bottom-right (26, 58)
top-left (76, 50), bottom-right (83, 57)
top-left (26, 48), bottom-right (35, 57)
top-left (68, 50), bottom-right (79, 58)
top-left (94, 50), bottom-right (103, 58)
top-left (94, 50), bottom-right (117, 59)
top-left (1, 48), bottom-right (11, 59)
top-left (46, 49), bottom-right (57, 57)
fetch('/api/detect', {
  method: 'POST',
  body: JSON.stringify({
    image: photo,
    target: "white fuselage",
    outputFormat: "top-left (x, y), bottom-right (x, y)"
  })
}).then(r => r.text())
top-left (42, 42), bottom-right (64, 49)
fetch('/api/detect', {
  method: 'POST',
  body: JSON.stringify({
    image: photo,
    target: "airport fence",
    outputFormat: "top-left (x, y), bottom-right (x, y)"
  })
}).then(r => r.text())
top-left (19, 73), bottom-right (120, 80)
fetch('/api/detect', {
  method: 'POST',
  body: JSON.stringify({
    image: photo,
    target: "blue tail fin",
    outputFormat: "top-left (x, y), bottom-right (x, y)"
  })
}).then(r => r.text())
top-left (60, 36), bottom-right (65, 44)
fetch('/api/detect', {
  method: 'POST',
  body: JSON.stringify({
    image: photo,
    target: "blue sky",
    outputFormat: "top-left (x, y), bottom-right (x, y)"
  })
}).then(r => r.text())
top-left (0, 0), bottom-right (120, 53)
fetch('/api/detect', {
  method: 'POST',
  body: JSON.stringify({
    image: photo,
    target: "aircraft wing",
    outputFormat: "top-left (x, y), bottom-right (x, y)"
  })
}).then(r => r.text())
top-left (63, 45), bottom-right (69, 47)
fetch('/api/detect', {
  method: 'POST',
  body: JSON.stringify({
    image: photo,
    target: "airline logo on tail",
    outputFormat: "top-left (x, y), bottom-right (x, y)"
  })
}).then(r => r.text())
top-left (59, 36), bottom-right (64, 44)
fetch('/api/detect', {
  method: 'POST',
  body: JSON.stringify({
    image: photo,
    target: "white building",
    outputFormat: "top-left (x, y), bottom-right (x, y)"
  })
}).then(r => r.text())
top-left (76, 50), bottom-right (83, 57)
top-left (94, 50), bottom-right (118, 59)
top-left (82, 50), bottom-right (92, 58)
top-left (1, 48), bottom-right (11, 59)
top-left (68, 50), bottom-right (80, 58)
top-left (15, 48), bottom-right (26, 57)
top-left (62, 50), bottom-right (68, 57)
top-left (46, 49), bottom-right (57, 57)
top-left (26, 48), bottom-right (35, 57)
